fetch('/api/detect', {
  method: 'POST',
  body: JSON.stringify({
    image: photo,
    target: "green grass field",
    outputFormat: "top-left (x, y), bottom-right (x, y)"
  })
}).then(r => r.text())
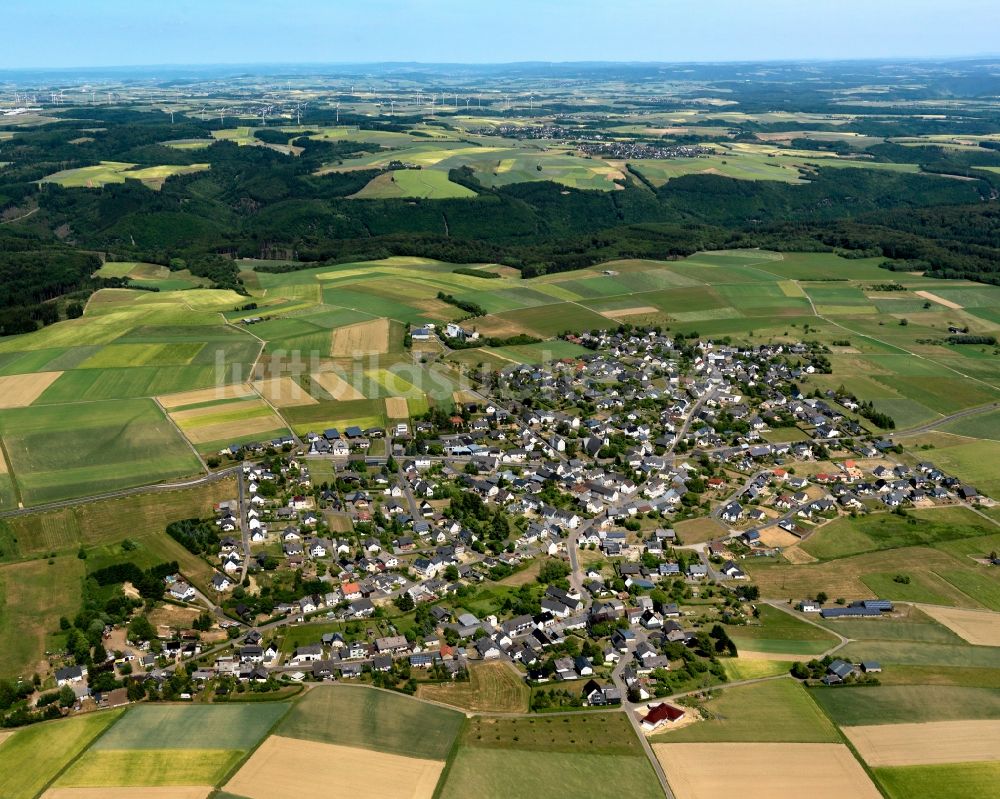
top-left (57, 748), bottom-right (244, 787)
top-left (441, 712), bottom-right (662, 799)
top-left (94, 703), bottom-right (289, 751)
top-left (0, 556), bottom-right (83, 679)
top-left (0, 398), bottom-right (203, 505)
top-left (439, 748), bottom-right (663, 799)
top-left (353, 168), bottom-right (477, 199)
top-left (654, 679), bottom-right (839, 743)
top-left (0, 710), bottom-right (123, 799)
top-left (275, 685), bottom-right (463, 760)
top-left (810, 685), bottom-right (1000, 726)
top-left (801, 508), bottom-right (995, 561)
top-left (42, 160), bottom-right (208, 189)
top-left (874, 761), bottom-right (1000, 799)
top-left (723, 605), bottom-right (840, 655)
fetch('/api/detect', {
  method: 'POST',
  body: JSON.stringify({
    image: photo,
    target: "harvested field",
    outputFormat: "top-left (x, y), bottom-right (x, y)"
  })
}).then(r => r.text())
top-left (653, 743), bottom-right (882, 799)
top-left (331, 318), bottom-right (390, 356)
top-left (157, 384), bottom-right (255, 409)
top-left (782, 546), bottom-right (818, 564)
top-left (224, 736), bottom-right (444, 799)
top-left (311, 371), bottom-right (365, 401)
top-left (758, 527), bottom-right (802, 548)
top-left (0, 372), bottom-right (63, 408)
top-left (179, 413), bottom-right (287, 445)
top-left (253, 376), bottom-right (317, 407)
top-left (600, 306), bottom-right (659, 319)
top-left (917, 605), bottom-right (1000, 646)
top-left (844, 720), bottom-right (1000, 766)
top-left (417, 661), bottom-right (530, 713)
top-left (43, 789), bottom-right (212, 799)
top-left (385, 397), bottom-right (410, 418)
top-left (914, 290), bottom-right (963, 310)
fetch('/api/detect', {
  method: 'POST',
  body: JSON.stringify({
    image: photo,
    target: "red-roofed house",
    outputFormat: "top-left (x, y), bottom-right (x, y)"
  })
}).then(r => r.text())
top-left (640, 703), bottom-right (686, 731)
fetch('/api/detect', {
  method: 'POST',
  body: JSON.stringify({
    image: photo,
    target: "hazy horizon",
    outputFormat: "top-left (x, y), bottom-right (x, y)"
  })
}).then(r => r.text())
top-left (4, 0), bottom-right (999, 70)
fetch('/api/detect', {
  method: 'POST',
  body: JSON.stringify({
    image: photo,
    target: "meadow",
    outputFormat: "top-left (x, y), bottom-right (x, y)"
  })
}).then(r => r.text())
top-left (41, 161), bottom-right (209, 189)
top-left (0, 399), bottom-right (203, 505)
top-left (275, 685), bottom-right (463, 761)
top-left (416, 661), bottom-right (530, 713)
top-left (873, 761), bottom-right (1000, 799)
top-left (653, 679), bottom-right (839, 743)
top-left (722, 605), bottom-right (840, 655)
top-left (810, 685), bottom-right (1000, 726)
top-left (440, 713), bottom-right (662, 799)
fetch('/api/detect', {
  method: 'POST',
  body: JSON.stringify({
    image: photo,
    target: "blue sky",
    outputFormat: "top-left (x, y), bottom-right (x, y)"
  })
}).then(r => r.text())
top-left (3, 0), bottom-right (998, 68)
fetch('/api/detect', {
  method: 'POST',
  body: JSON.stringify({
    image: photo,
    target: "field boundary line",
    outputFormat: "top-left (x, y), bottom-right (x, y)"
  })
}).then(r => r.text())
top-left (0, 436), bottom-right (23, 508)
top-left (155, 396), bottom-right (208, 473)
top-left (806, 683), bottom-right (892, 799)
top-left (33, 707), bottom-right (127, 799)
top-left (215, 694), bottom-right (296, 790)
top-left (431, 714), bottom-right (469, 799)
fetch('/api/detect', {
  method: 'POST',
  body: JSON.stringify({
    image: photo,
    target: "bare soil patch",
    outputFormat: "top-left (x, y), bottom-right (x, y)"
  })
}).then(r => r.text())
top-left (653, 742), bottom-right (881, 799)
top-left (916, 606), bottom-right (1000, 646)
top-left (0, 729), bottom-right (15, 747)
top-left (0, 372), bottom-right (63, 408)
top-left (844, 720), bottom-right (1000, 766)
top-left (914, 290), bottom-right (963, 310)
top-left (782, 546), bottom-right (818, 564)
top-left (311, 371), bottom-right (365, 401)
top-left (147, 604), bottom-right (200, 633)
top-left (43, 789), bottom-right (212, 799)
top-left (331, 318), bottom-right (390, 357)
top-left (253, 376), bottom-right (318, 407)
top-left (385, 397), bottom-right (410, 418)
top-left (758, 527), bottom-right (802, 548)
top-left (224, 736), bottom-right (444, 799)
top-left (158, 385), bottom-right (255, 409)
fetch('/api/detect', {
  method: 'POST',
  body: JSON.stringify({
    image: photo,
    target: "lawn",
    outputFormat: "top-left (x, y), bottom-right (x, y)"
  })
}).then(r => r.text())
top-left (723, 605), bottom-right (840, 655)
top-left (810, 685), bottom-right (1000, 726)
top-left (417, 661), bottom-right (530, 713)
top-left (0, 710), bottom-right (123, 799)
top-left (657, 679), bottom-right (839, 743)
top-left (275, 685), bottom-right (463, 760)
top-left (0, 399), bottom-right (203, 505)
top-left (94, 703), bottom-right (289, 751)
top-left (0, 556), bottom-right (84, 679)
top-left (874, 761), bottom-right (1000, 799)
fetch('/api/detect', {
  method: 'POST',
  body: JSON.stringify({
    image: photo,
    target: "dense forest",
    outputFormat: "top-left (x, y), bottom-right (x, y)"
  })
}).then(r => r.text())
top-left (3, 80), bottom-right (1000, 335)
